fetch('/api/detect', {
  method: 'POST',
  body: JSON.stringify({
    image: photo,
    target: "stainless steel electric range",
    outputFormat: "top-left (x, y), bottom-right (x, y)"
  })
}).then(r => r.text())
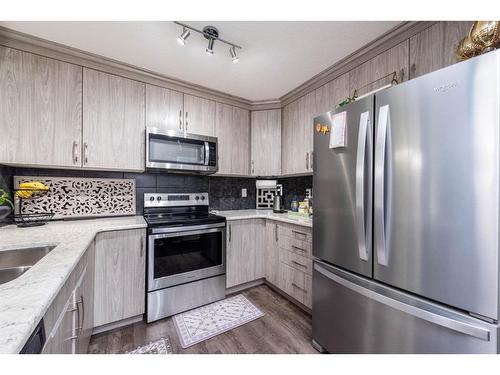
top-left (143, 192), bottom-right (226, 323)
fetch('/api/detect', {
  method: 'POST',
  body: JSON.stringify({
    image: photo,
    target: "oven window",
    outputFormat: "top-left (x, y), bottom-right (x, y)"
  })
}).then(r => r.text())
top-left (153, 231), bottom-right (222, 279)
top-left (149, 136), bottom-right (205, 165)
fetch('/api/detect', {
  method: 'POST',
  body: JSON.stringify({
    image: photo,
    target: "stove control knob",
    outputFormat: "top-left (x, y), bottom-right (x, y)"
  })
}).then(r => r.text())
top-left (149, 196), bottom-right (155, 202)
top-left (195, 195), bottom-right (200, 201)
top-left (201, 196), bottom-right (206, 200)
top-left (157, 196), bottom-right (162, 202)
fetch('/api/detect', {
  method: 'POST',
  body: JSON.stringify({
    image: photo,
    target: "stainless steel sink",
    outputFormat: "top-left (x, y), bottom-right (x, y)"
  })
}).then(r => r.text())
top-left (0, 245), bottom-right (57, 285)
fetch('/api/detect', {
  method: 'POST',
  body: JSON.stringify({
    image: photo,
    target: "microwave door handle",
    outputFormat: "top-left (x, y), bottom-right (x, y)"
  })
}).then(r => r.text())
top-left (204, 142), bottom-right (210, 166)
top-left (375, 104), bottom-right (392, 266)
top-left (355, 111), bottom-right (372, 262)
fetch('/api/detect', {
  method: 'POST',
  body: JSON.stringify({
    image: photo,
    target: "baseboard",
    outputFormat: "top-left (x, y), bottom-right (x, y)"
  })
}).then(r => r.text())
top-left (226, 278), bottom-right (265, 295)
top-left (92, 314), bottom-right (144, 335)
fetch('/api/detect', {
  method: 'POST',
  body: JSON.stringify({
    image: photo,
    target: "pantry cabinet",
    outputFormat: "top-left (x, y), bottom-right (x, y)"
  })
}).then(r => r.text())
top-left (83, 68), bottom-right (145, 171)
top-left (145, 84), bottom-right (184, 132)
top-left (409, 21), bottom-right (472, 79)
top-left (215, 103), bottom-right (250, 175)
top-left (250, 109), bottom-right (281, 176)
top-left (183, 94), bottom-right (216, 136)
top-left (93, 229), bottom-right (146, 328)
top-left (349, 40), bottom-right (409, 98)
top-left (0, 46), bottom-right (82, 168)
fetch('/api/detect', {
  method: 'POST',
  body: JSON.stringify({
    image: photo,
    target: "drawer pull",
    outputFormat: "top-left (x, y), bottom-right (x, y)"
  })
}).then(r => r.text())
top-left (292, 245), bottom-right (306, 252)
top-left (292, 283), bottom-right (307, 293)
top-left (291, 260), bottom-right (307, 269)
top-left (292, 230), bottom-right (307, 237)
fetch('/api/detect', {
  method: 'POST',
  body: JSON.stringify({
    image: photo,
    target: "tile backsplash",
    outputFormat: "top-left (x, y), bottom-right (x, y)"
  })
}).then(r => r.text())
top-left (0, 166), bottom-right (313, 215)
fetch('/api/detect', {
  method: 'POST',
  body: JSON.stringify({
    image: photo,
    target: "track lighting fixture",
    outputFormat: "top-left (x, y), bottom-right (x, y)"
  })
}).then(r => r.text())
top-left (229, 46), bottom-right (239, 63)
top-left (174, 21), bottom-right (242, 62)
top-left (176, 27), bottom-right (190, 45)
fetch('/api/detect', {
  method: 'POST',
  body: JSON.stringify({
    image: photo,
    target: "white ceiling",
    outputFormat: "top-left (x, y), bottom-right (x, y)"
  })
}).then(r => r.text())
top-left (0, 21), bottom-right (400, 101)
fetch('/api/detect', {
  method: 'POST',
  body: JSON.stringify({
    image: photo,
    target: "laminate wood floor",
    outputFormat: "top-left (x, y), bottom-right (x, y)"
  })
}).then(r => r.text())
top-left (88, 284), bottom-right (318, 354)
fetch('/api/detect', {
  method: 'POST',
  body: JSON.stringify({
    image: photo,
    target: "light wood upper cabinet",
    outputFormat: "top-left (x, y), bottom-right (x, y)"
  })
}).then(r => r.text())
top-left (251, 109), bottom-right (281, 176)
top-left (183, 94), bottom-right (216, 136)
top-left (146, 84), bottom-right (184, 132)
top-left (0, 46), bottom-right (82, 168)
top-left (83, 68), bottom-right (145, 171)
top-left (409, 22), bottom-right (472, 79)
top-left (315, 73), bottom-right (350, 114)
top-left (349, 40), bottom-right (409, 98)
top-left (93, 229), bottom-right (146, 328)
top-left (281, 91), bottom-right (316, 176)
top-left (215, 103), bottom-right (250, 175)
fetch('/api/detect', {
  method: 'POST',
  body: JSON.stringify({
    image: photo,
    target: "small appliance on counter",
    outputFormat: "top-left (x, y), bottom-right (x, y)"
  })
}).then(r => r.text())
top-left (256, 179), bottom-right (283, 210)
top-left (272, 194), bottom-right (285, 213)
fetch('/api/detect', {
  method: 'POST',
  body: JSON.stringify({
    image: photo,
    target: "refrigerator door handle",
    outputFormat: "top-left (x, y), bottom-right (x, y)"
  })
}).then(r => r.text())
top-left (355, 111), bottom-right (372, 261)
top-left (314, 262), bottom-right (491, 341)
top-left (375, 104), bottom-right (392, 266)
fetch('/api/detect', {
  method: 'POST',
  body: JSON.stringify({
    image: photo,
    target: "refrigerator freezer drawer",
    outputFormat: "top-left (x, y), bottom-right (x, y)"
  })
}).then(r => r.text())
top-left (312, 261), bottom-right (499, 353)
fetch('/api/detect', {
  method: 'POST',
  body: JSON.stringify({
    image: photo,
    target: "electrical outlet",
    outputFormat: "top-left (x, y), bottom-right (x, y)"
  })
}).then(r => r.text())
top-left (241, 188), bottom-right (247, 198)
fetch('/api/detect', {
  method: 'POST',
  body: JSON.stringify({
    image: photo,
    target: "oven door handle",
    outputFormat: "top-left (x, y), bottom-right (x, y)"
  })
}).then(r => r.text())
top-left (150, 222), bottom-right (226, 235)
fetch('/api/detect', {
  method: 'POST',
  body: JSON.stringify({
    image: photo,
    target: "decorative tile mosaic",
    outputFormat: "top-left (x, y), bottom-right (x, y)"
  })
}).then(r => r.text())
top-left (13, 176), bottom-right (135, 219)
top-left (256, 184), bottom-right (283, 209)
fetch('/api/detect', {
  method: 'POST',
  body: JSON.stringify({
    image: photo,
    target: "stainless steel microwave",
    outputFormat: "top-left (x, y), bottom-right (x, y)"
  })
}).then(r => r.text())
top-left (146, 128), bottom-right (218, 174)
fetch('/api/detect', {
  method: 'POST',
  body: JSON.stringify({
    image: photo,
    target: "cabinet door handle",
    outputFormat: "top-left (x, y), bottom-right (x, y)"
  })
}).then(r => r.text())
top-left (310, 151), bottom-right (313, 170)
top-left (291, 260), bottom-right (307, 269)
top-left (72, 141), bottom-right (79, 164)
top-left (179, 110), bottom-right (183, 130)
top-left (84, 142), bottom-right (88, 164)
top-left (229, 224), bottom-right (232, 242)
top-left (251, 160), bottom-right (254, 175)
top-left (306, 152), bottom-right (309, 170)
top-left (275, 223), bottom-right (278, 242)
top-left (185, 111), bottom-right (188, 132)
top-left (76, 296), bottom-right (84, 335)
top-left (140, 236), bottom-right (145, 257)
top-left (292, 245), bottom-right (306, 253)
top-left (292, 283), bottom-right (307, 293)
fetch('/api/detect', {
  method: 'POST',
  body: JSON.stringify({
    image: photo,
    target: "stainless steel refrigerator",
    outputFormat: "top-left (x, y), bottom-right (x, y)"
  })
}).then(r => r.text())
top-left (312, 49), bottom-right (500, 354)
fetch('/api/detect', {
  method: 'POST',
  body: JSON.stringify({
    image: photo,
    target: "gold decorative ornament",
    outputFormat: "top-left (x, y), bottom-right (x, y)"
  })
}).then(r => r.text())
top-left (457, 21), bottom-right (500, 61)
top-left (470, 21), bottom-right (500, 52)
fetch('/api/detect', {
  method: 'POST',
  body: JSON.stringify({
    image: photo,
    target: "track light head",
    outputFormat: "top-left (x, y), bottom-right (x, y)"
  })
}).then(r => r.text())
top-left (206, 38), bottom-right (215, 55)
top-left (177, 28), bottom-right (190, 45)
top-left (230, 46), bottom-right (239, 63)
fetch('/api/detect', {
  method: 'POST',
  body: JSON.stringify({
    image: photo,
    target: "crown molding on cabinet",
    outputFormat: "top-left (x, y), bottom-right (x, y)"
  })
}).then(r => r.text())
top-left (0, 26), bottom-right (254, 110)
top-left (279, 21), bottom-right (437, 107)
top-left (0, 22), bottom-right (436, 111)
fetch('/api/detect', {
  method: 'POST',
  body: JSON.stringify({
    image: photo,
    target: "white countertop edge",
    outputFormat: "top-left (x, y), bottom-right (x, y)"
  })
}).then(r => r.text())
top-left (216, 209), bottom-right (312, 228)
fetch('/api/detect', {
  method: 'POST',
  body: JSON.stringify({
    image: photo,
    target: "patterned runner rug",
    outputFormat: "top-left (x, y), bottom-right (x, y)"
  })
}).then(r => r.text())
top-left (126, 337), bottom-right (173, 354)
top-left (173, 294), bottom-right (265, 348)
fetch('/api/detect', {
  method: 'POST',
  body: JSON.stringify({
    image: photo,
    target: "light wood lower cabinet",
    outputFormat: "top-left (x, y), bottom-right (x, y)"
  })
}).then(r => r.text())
top-left (42, 243), bottom-right (94, 354)
top-left (93, 229), bottom-right (146, 328)
top-left (226, 219), bottom-right (312, 308)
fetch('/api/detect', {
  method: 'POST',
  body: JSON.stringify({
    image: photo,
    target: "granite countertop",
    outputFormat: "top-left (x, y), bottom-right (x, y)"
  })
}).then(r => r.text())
top-left (0, 216), bottom-right (146, 354)
top-left (217, 209), bottom-right (312, 228)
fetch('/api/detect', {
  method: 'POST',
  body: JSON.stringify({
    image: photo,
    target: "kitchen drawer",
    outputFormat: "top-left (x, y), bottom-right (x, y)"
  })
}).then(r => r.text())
top-left (278, 223), bottom-right (312, 243)
top-left (278, 235), bottom-right (312, 258)
top-left (278, 262), bottom-right (312, 308)
top-left (279, 248), bottom-right (312, 276)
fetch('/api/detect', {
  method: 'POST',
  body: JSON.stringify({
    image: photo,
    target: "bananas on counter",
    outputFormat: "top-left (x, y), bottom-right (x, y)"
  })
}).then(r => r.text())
top-left (16, 181), bottom-right (49, 199)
